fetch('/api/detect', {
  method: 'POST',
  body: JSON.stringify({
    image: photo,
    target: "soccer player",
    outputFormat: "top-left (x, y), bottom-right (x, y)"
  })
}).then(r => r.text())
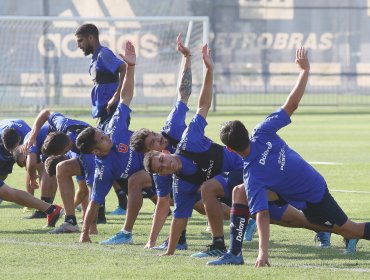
top-left (0, 119), bottom-right (31, 181)
top-left (76, 41), bottom-right (155, 244)
top-left (130, 34), bottom-right (199, 250)
top-left (143, 44), bottom-right (244, 256)
top-left (75, 23), bottom-right (128, 216)
top-left (24, 110), bottom-right (95, 233)
top-left (218, 47), bottom-right (369, 267)
top-left (0, 179), bottom-right (63, 228)
top-left (13, 123), bottom-right (59, 221)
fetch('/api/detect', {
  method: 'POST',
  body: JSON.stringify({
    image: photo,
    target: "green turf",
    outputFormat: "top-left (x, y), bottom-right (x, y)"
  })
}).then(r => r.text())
top-left (1, 110), bottom-right (370, 279)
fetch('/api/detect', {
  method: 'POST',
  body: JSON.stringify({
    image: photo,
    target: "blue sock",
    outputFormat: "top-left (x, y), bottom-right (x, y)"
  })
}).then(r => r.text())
top-left (229, 203), bottom-right (250, 256)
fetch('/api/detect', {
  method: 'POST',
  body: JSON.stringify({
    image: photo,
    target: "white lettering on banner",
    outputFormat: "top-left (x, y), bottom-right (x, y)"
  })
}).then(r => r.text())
top-left (259, 141), bottom-right (272, 166)
top-left (214, 32), bottom-right (333, 51)
top-left (38, 32), bottom-right (159, 58)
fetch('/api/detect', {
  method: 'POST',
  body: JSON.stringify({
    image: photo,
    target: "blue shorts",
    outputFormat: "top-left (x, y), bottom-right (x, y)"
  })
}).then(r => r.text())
top-left (0, 160), bottom-right (14, 176)
top-left (303, 187), bottom-right (348, 228)
top-left (216, 169), bottom-right (243, 206)
top-left (76, 153), bottom-right (95, 186)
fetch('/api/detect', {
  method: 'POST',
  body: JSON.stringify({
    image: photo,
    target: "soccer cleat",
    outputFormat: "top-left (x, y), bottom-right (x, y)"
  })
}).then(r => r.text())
top-left (75, 204), bottom-right (82, 212)
top-left (46, 205), bottom-right (64, 227)
top-left (100, 231), bottom-right (133, 245)
top-left (108, 206), bottom-right (126, 215)
top-left (207, 252), bottom-right (244, 266)
top-left (190, 243), bottom-right (226, 258)
top-left (344, 239), bottom-right (359, 254)
top-left (24, 210), bottom-right (47, 219)
top-left (244, 218), bottom-right (257, 241)
top-left (152, 239), bottom-right (188, 251)
top-left (97, 216), bottom-right (107, 224)
top-left (48, 222), bottom-right (79, 234)
top-left (315, 232), bottom-right (331, 248)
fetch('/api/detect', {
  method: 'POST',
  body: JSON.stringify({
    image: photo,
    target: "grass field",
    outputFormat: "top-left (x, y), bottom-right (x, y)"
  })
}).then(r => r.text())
top-left (1, 108), bottom-right (370, 279)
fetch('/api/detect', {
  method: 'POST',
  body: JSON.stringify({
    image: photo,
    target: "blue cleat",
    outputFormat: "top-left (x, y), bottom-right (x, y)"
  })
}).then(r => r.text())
top-left (152, 239), bottom-right (188, 250)
top-left (207, 252), bottom-right (244, 265)
top-left (100, 231), bottom-right (133, 245)
top-left (108, 206), bottom-right (127, 216)
top-left (191, 244), bottom-right (226, 258)
top-left (344, 239), bottom-right (359, 254)
top-left (315, 232), bottom-right (331, 248)
top-left (244, 218), bottom-right (257, 241)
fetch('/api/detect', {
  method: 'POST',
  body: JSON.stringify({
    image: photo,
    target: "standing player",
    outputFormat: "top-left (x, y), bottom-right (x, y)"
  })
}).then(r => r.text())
top-left (76, 41), bottom-right (155, 244)
top-left (218, 47), bottom-right (368, 267)
top-left (75, 23), bottom-right (128, 216)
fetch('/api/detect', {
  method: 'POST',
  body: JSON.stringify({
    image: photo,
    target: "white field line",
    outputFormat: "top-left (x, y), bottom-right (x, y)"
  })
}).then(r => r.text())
top-left (0, 239), bottom-right (369, 273)
top-left (309, 161), bottom-right (343, 165)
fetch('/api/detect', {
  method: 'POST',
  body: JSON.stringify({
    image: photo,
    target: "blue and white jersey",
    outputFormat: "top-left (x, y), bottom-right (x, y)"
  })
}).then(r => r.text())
top-left (92, 103), bottom-right (144, 204)
top-left (154, 101), bottom-right (189, 197)
top-left (0, 119), bottom-right (31, 161)
top-left (89, 46), bottom-right (124, 118)
top-left (48, 112), bottom-right (90, 154)
top-left (243, 108), bottom-right (326, 216)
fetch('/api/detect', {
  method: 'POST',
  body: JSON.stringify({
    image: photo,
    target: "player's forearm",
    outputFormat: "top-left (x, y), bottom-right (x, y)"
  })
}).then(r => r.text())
top-left (257, 210), bottom-right (270, 258)
top-left (166, 217), bottom-right (187, 255)
top-left (81, 201), bottom-right (99, 235)
top-left (149, 197), bottom-right (171, 243)
top-left (178, 65), bottom-right (192, 104)
top-left (197, 67), bottom-right (213, 118)
top-left (120, 64), bottom-right (135, 106)
top-left (31, 109), bottom-right (51, 137)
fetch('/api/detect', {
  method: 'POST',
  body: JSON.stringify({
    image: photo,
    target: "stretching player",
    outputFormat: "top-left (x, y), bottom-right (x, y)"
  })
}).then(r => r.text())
top-left (143, 44), bottom-right (243, 256)
top-left (76, 41), bottom-right (156, 244)
top-left (217, 47), bottom-right (367, 267)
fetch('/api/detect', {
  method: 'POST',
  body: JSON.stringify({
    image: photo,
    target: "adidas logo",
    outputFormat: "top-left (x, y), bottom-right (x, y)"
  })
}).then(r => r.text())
top-left (324, 221), bottom-right (332, 226)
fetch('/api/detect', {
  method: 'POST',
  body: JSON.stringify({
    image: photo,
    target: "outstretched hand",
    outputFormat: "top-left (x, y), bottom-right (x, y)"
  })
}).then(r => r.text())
top-left (202, 44), bottom-right (213, 69)
top-left (177, 33), bottom-right (191, 57)
top-left (119, 41), bottom-right (136, 66)
top-left (295, 46), bottom-right (309, 71)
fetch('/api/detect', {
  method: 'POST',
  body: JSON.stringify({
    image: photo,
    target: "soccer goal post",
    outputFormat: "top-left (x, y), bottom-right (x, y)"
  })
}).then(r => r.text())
top-left (0, 16), bottom-right (209, 113)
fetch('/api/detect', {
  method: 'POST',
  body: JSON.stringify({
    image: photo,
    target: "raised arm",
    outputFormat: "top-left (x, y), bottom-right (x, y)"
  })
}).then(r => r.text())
top-left (281, 46), bottom-right (310, 117)
top-left (106, 63), bottom-right (127, 114)
top-left (119, 41), bottom-right (136, 106)
top-left (177, 34), bottom-right (192, 105)
top-left (23, 109), bottom-right (52, 152)
top-left (196, 44), bottom-right (213, 119)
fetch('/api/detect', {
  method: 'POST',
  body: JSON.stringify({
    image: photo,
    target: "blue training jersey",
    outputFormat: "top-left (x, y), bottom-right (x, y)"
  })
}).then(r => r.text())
top-left (89, 46), bottom-right (124, 118)
top-left (48, 112), bottom-right (90, 154)
top-left (26, 124), bottom-right (49, 156)
top-left (244, 108), bottom-right (327, 216)
top-left (154, 101), bottom-right (189, 197)
top-left (0, 119), bottom-right (31, 161)
top-left (92, 103), bottom-right (144, 204)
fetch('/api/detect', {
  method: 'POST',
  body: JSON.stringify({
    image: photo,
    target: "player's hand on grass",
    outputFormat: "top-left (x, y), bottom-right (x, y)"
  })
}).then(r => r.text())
top-left (119, 41), bottom-right (136, 66)
top-left (201, 44), bottom-right (213, 69)
top-left (79, 232), bottom-right (92, 243)
top-left (177, 33), bottom-right (191, 57)
top-left (144, 240), bottom-right (155, 249)
top-left (255, 254), bottom-right (270, 268)
top-left (295, 46), bottom-right (310, 72)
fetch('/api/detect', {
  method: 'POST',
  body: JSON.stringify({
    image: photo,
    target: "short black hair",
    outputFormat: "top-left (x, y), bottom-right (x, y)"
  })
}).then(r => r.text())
top-left (219, 120), bottom-right (250, 152)
top-left (130, 128), bottom-right (152, 153)
top-left (44, 155), bottom-right (68, 176)
top-left (76, 127), bottom-right (97, 154)
top-left (75, 23), bottom-right (99, 39)
top-left (41, 132), bottom-right (70, 156)
top-left (1, 128), bottom-right (21, 151)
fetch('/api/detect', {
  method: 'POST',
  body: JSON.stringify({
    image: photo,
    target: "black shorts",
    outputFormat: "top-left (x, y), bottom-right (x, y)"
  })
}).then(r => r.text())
top-left (0, 178), bottom-right (4, 187)
top-left (116, 175), bottom-right (156, 199)
top-left (0, 160), bottom-right (14, 176)
top-left (303, 187), bottom-right (348, 228)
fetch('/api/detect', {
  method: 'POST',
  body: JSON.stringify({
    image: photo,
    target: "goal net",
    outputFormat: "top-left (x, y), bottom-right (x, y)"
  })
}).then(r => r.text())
top-left (0, 16), bottom-right (209, 113)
